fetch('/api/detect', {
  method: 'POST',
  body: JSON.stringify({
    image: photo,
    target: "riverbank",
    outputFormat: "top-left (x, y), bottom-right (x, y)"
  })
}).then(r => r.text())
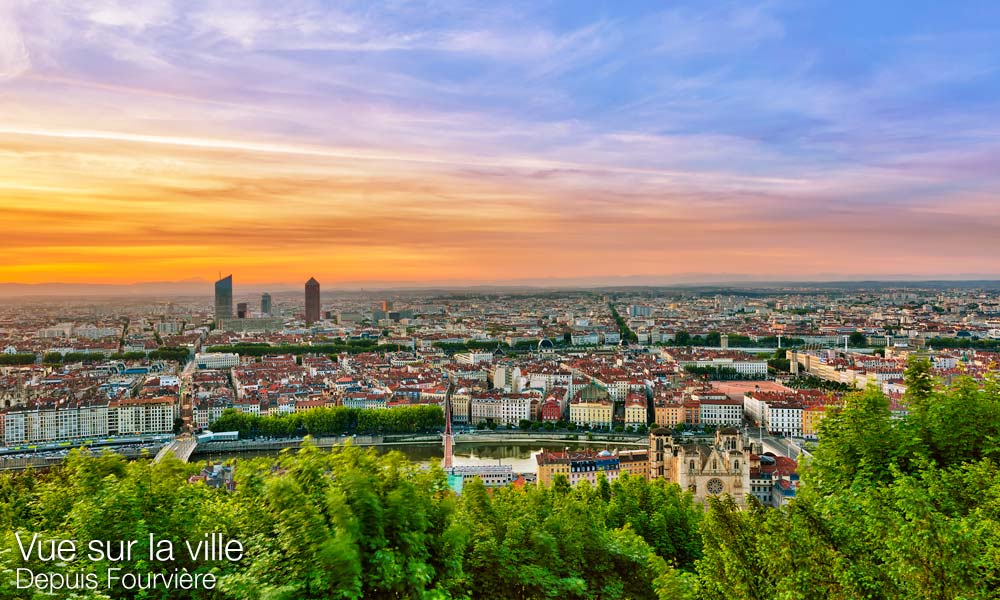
top-left (192, 430), bottom-right (649, 456)
top-left (0, 447), bottom-right (157, 471)
top-left (1, 431), bottom-right (661, 471)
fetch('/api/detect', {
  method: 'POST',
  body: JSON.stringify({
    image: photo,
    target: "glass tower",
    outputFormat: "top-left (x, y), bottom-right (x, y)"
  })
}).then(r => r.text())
top-left (214, 275), bottom-right (233, 322)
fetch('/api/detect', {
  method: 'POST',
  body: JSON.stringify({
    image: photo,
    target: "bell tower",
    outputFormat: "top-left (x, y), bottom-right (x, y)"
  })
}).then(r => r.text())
top-left (648, 427), bottom-right (675, 481)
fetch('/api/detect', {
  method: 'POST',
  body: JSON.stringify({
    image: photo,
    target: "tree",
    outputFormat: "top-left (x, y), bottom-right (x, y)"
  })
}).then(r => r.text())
top-left (848, 332), bottom-right (867, 347)
top-left (608, 303), bottom-right (639, 344)
top-left (908, 373), bottom-right (1000, 468)
top-left (903, 355), bottom-right (934, 409)
top-left (807, 386), bottom-right (916, 495)
top-left (0, 353), bottom-right (35, 365)
top-left (767, 357), bottom-right (791, 372)
top-left (697, 496), bottom-right (775, 599)
top-left (6, 373), bottom-right (1000, 600)
top-left (211, 405), bottom-right (445, 438)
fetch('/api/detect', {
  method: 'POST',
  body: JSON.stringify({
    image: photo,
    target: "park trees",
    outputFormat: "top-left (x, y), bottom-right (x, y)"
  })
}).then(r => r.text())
top-left (4, 372), bottom-right (1000, 599)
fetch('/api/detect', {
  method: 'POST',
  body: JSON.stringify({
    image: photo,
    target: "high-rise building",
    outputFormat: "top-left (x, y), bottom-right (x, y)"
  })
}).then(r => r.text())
top-left (381, 299), bottom-right (394, 312)
top-left (628, 304), bottom-right (653, 318)
top-left (237, 302), bottom-right (248, 319)
top-left (260, 293), bottom-right (272, 316)
top-left (214, 275), bottom-right (233, 322)
top-left (305, 277), bottom-right (321, 324)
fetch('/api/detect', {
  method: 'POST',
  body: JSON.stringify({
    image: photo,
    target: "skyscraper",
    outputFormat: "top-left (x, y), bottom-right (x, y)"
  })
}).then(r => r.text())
top-left (261, 293), bottom-right (272, 316)
top-left (214, 275), bottom-right (233, 322)
top-left (237, 302), bottom-right (248, 319)
top-left (305, 277), bottom-right (320, 324)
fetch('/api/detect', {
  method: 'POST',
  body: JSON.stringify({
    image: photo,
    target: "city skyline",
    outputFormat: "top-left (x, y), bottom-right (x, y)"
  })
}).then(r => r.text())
top-left (3, 4), bottom-right (999, 597)
top-left (2, 1), bottom-right (1000, 285)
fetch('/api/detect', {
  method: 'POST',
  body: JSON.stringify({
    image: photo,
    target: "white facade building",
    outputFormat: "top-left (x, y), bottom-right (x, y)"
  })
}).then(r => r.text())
top-left (744, 394), bottom-right (802, 437)
top-left (691, 358), bottom-right (768, 377)
top-left (110, 398), bottom-right (176, 436)
top-left (455, 352), bottom-right (494, 366)
top-left (194, 352), bottom-right (240, 369)
top-left (699, 399), bottom-right (744, 427)
top-left (2, 405), bottom-right (112, 445)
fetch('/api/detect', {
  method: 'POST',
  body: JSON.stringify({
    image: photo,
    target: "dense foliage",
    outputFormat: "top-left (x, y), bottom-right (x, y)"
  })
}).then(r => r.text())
top-left (666, 332), bottom-right (805, 348)
top-left (684, 357), bottom-right (1000, 600)
top-left (42, 351), bottom-right (111, 364)
top-left (608, 304), bottom-right (639, 343)
top-left (432, 340), bottom-right (504, 353)
top-left (210, 405), bottom-right (445, 438)
top-left (1, 444), bottom-right (700, 600)
top-left (40, 349), bottom-right (192, 364)
top-left (0, 353), bottom-right (35, 365)
top-left (431, 340), bottom-right (543, 354)
top-left (3, 357), bottom-right (1000, 599)
top-left (682, 365), bottom-right (766, 381)
top-left (785, 374), bottom-right (856, 392)
top-left (147, 346), bottom-right (192, 362)
top-left (722, 335), bottom-right (807, 348)
top-left (925, 336), bottom-right (1000, 350)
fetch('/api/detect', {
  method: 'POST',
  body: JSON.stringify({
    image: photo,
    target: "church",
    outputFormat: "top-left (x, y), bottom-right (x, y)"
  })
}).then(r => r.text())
top-left (648, 427), bottom-right (755, 505)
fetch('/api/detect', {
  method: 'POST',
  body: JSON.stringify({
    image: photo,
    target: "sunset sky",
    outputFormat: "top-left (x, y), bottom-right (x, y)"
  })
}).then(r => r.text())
top-left (1, 1), bottom-right (999, 286)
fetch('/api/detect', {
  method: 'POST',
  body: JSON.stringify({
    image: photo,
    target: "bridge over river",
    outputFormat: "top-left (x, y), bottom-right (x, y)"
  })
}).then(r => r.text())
top-left (153, 436), bottom-right (198, 464)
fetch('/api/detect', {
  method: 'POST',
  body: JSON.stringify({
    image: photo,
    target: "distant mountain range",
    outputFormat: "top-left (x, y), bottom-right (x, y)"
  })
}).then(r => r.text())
top-left (2, 274), bottom-right (1000, 298)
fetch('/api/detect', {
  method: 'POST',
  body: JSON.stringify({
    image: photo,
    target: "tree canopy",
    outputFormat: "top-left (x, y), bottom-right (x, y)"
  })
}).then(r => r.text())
top-left (210, 404), bottom-right (445, 438)
top-left (3, 361), bottom-right (1000, 599)
top-left (1, 445), bottom-right (701, 600)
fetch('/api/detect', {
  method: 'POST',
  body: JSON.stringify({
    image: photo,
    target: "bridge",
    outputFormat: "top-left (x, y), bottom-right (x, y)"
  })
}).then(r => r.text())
top-left (153, 436), bottom-right (198, 464)
top-left (0, 445), bottom-right (160, 471)
top-left (151, 356), bottom-right (200, 465)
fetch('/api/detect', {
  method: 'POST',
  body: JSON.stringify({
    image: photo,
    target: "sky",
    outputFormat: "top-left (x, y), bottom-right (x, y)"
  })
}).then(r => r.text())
top-left (1, 0), bottom-right (999, 286)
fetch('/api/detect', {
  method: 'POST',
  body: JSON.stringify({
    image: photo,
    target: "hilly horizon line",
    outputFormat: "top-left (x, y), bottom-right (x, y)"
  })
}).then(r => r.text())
top-left (2, 273), bottom-right (1000, 298)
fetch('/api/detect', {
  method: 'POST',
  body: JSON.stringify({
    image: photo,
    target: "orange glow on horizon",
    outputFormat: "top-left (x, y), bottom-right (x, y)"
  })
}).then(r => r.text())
top-left (2, 125), bottom-right (999, 285)
top-left (2, 2), bottom-right (999, 285)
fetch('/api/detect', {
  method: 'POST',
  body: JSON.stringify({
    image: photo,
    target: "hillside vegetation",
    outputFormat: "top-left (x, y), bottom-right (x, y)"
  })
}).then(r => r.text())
top-left (2, 358), bottom-right (999, 599)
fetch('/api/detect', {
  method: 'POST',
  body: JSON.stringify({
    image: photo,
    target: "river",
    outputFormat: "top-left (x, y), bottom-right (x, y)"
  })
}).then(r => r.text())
top-left (200, 440), bottom-right (638, 474)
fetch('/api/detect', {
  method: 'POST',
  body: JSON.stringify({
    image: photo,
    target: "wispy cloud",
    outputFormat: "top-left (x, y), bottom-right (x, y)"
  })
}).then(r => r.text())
top-left (1, 0), bottom-right (999, 283)
top-left (0, 4), bottom-right (30, 80)
top-left (652, 2), bottom-right (785, 56)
